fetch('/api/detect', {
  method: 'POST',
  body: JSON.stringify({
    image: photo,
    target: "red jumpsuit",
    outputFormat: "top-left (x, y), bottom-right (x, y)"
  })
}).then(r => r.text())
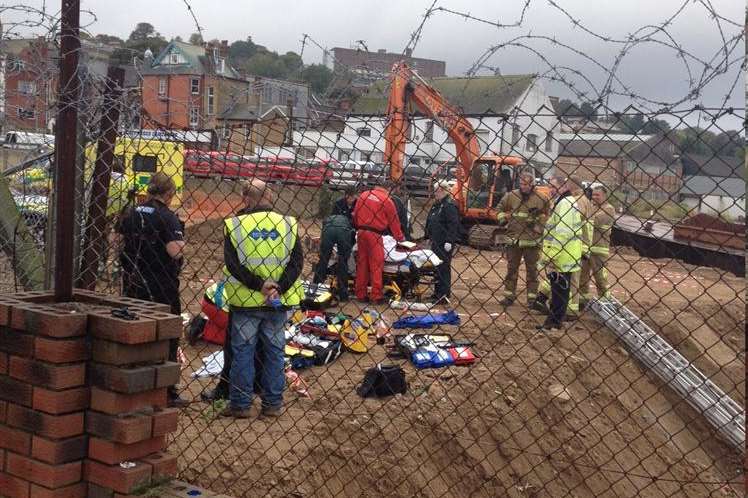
top-left (352, 187), bottom-right (405, 301)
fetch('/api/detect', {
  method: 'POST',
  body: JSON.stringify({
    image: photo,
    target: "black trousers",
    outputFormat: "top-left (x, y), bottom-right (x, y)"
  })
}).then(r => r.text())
top-left (431, 241), bottom-right (453, 299)
top-left (313, 231), bottom-right (353, 300)
top-left (549, 271), bottom-right (572, 325)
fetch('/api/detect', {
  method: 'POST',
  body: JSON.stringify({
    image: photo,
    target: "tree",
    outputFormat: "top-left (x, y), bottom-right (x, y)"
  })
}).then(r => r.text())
top-left (579, 101), bottom-right (597, 121)
top-left (189, 32), bottom-right (204, 46)
top-left (710, 130), bottom-right (743, 158)
top-left (128, 22), bottom-right (158, 42)
top-left (677, 127), bottom-right (718, 156)
top-left (557, 99), bottom-right (583, 118)
top-left (229, 38), bottom-right (258, 63)
top-left (301, 64), bottom-right (334, 94)
top-left (94, 33), bottom-right (124, 46)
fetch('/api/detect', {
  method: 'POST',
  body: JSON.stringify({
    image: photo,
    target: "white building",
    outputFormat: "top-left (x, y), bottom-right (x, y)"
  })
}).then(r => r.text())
top-left (681, 176), bottom-right (745, 221)
top-left (263, 75), bottom-right (560, 177)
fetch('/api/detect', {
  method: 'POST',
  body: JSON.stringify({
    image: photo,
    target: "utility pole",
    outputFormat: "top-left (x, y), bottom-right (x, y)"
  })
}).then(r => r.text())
top-left (53, 0), bottom-right (80, 301)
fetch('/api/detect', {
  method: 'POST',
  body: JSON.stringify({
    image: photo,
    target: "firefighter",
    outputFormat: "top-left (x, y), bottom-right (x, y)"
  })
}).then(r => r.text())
top-left (352, 182), bottom-right (405, 304)
top-left (579, 185), bottom-right (615, 307)
top-left (312, 213), bottom-right (355, 302)
top-left (536, 175), bottom-right (584, 330)
top-left (567, 177), bottom-right (594, 318)
top-left (425, 180), bottom-right (461, 301)
top-left (220, 179), bottom-right (304, 419)
top-left (116, 172), bottom-right (187, 407)
top-left (496, 172), bottom-right (549, 308)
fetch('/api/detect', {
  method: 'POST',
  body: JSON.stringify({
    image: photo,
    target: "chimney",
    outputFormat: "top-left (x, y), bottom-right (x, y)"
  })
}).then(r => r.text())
top-left (377, 49), bottom-right (386, 54)
top-left (220, 40), bottom-right (229, 58)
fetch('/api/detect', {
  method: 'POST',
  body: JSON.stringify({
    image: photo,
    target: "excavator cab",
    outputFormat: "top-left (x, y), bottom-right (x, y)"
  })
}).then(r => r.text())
top-left (464, 157), bottom-right (521, 213)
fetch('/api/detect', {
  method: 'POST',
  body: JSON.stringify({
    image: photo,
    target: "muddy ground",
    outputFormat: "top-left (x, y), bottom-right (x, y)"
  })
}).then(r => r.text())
top-left (106, 180), bottom-right (747, 497)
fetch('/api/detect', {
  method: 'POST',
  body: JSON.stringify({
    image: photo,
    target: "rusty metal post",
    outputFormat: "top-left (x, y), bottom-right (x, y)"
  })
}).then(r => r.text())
top-left (77, 66), bottom-right (124, 290)
top-left (53, 0), bottom-right (80, 301)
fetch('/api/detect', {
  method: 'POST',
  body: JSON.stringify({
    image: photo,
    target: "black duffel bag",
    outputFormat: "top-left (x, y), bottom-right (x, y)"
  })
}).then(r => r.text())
top-left (356, 364), bottom-right (407, 398)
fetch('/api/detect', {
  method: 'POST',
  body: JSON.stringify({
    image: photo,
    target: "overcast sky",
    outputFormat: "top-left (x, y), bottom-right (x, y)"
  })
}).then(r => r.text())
top-left (6, 0), bottom-right (746, 127)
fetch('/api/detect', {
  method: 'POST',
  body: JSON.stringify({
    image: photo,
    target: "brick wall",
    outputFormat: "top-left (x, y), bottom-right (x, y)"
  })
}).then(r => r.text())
top-left (0, 289), bottom-right (181, 498)
top-left (142, 75), bottom-right (200, 129)
top-left (5, 40), bottom-right (57, 132)
top-left (555, 156), bottom-right (622, 187)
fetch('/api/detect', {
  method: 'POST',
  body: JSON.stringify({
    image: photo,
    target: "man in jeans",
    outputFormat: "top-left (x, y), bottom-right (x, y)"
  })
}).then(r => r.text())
top-left (221, 179), bottom-right (304, 418)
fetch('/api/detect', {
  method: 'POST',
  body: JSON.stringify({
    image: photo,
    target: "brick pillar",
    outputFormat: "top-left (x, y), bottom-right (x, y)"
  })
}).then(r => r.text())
top-left (0, 290), bottom-right (181, 498)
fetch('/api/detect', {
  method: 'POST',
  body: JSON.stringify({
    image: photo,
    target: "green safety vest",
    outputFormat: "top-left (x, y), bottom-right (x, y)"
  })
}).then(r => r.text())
top-left (222, 211), bottom-right (304, 308)
top-left (542, 196), bottom-right (584, 273)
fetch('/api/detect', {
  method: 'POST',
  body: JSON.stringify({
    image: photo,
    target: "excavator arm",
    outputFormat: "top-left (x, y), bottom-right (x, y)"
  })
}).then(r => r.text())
top-left (384, 62), bottom-right (481, 203)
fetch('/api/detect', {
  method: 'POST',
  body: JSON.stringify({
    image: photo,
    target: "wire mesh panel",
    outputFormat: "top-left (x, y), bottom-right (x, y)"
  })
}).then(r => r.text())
top-left (0, 2), bottom-right (744, 498)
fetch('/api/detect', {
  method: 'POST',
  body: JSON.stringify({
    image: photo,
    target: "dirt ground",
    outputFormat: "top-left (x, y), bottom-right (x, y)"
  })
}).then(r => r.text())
top-left (166, 181), bottom-right (744, 497)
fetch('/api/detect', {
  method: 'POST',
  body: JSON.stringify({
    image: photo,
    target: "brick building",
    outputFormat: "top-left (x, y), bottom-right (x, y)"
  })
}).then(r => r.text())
top-left (3, 38), bottom-right (57, 132)
top-left (332, 47), bottom-right (445, 84)
top-left (556, 132), bottom-right (683, 201)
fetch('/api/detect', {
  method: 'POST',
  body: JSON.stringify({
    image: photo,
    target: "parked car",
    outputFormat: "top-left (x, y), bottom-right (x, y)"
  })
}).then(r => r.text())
top-left (287, 159), bottom-right (333, 186)
top-left (329, 160), bottom-right (370, 188)
top-left (402, 164), bottom-right (433, 196)
top-left (184, 150), bottom-right (212, 177)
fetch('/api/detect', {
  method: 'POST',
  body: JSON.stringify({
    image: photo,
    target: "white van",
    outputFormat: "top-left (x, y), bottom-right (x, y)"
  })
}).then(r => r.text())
top-left (4, 131), bottom-right (55, 150)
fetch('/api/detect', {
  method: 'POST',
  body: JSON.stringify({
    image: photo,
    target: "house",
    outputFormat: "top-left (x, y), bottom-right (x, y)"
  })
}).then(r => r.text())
top-left (679, 153), bottom-right (745, 220)
top-left (4, 38), bottom-right (57, 132)
top-left (281, 74), bottom-right (559, 176)
top-left (141, 40), bottom-right (310, 154)
top-left (680, 175), bottom-right (745, 220)
top-left (332, 47), bottom-right (445, 87)
top-left (556, 132), bottom-right (683, 201)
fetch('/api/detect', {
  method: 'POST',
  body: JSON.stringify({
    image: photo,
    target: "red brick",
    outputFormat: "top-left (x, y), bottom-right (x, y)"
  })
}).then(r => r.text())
top-left (84, 459), bottom-right (151, 495)
top-left (13, 290), bottom-right (55, 303)
top-left (90, 387), bottom-right (166, 415)
top-left (86, 483), bottom-right (114, 498)
top-left (151, 408), bottom-right (180, 437)
top-left (88, 436), bottom-right (165, 466)
top-left (0, 328), bottom-right (35, 357)
top-left (32, 386), bottom-right (89, 414)
top-left (91, 340), bottom-right (169, 366)
top-left (88, 363), bottom-right (155, 394)
top-left (140, 452), bottom-right (177, 479)
top-left (6, 453), bottom-right (81, 488)
top-left (23, 307), bottom-right (87, 338)
top-left (0, 297), bottom-right (21, 327)
top-left (7, 404), bottom-right (84, 439)
top-left (31, 435), bottom-right (87, 465)
top-left (0, 351), bottom-right (7, 373)
top-left (29, 482), bottom-right (86, 498)
top-left (153, 362), bottom-right (181, 388)
top-left (9, 303), bottom-right (42, 330)
top-left (9, 357), bottom-right (86, 390)
top-left (0, 374), bottom-right (33, 406)
top-left (85, 412), bottom-right (152, 444)
top-left (88, 312), bottom-right (157, 344)
top-left (0, 425), bottom-right (31, 454)
top-left (34, 337), bottom-right (89, 363)
top-left (0, 471), bottom-right (30, 498)
top-left (0, 400), bottom-right (6, 423)
top-left (137, 312), bottom-right (182, 341)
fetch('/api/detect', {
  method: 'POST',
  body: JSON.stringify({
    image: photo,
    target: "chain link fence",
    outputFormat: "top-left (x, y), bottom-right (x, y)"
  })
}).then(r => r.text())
top-left (0, 2), bottom-right (744, 497)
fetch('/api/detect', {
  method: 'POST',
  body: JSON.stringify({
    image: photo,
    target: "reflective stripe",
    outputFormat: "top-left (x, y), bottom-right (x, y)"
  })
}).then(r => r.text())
top-left (497, 212), bottom-right (508, 221)
top-left (590, 246), bottom-right (609, 256)
top-left (230, 215), bottom-right (294, 267)
top-left (514, 212), bottom-right (529, 218)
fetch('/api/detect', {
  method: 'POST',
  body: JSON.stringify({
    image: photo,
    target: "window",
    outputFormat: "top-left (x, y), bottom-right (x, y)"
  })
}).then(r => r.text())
top-left (217, 58), bottom-right (225, 74)
top-left (526, 134), bottom-right (537, 152)
top-left (545, 131), bottom-right (553, 152)
top-left (370, 151), bottom-right (384, 163)
top-left (17, 108), bottom-right (35, 119)
top-left (262, 84), bottom-right (273, 104)
top-left (222, 126), bottom-right (231, 139)
top-left (356, 127), bottom-right (371, 137)
top-left (169, 52), bottom-right (180, 64)
top-left (9, 58), bottom-right (25, 71)
top-left (512, 125), bottom-right (520, 145)
top-left (475, 129), bottom-right (490, 154)
top-left (207, 87), bottom-right (215, 115)
top-left (337, 150), bottom-right (350, 162)
top-left (424, 121), bottom-right (434, 143)
top-left (132, 155), bottom-right (157, 173)
top-left (189, 106), bottom-right (199, 128)
top-left (158, 78), bottom-right (167, 96)
top-left (17, 81), bottom-right (36, 95)
top-left (191, 78), bottom-right (200, 95)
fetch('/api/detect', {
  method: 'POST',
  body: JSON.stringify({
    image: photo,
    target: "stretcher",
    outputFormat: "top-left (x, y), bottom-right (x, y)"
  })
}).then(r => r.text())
top-left (322, 242), bottom-right (441, 302)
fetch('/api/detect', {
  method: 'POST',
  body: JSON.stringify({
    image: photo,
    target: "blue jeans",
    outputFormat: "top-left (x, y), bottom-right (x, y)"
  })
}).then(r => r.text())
top-left (229, 309), bottom-right (287, 410)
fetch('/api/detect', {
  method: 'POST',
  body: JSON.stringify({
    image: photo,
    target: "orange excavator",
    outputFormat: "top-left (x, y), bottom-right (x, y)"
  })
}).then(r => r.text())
top-left (384, 62), bottom-right (546, 248)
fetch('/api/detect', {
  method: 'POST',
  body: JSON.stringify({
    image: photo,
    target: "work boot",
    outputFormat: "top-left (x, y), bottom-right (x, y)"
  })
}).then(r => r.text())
top-left (260, 404), bottom-right (283, 418)
top-left (529, 299), bottom-right (549, 314)
top-left (200, 386), bottom-right (228, 403)
top-left (167, 387), bottom-right (190, 408)
top-left (499, 297), bottom-right (514, 307)
top-left (536, 319), bottom-right (562, 331)
top-left (220, 406), bottom-right (252, 419)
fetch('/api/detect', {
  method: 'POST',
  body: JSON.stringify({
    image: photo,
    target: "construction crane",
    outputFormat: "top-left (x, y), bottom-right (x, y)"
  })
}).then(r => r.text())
top-left (384, 62), bottom-right (547, 248)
